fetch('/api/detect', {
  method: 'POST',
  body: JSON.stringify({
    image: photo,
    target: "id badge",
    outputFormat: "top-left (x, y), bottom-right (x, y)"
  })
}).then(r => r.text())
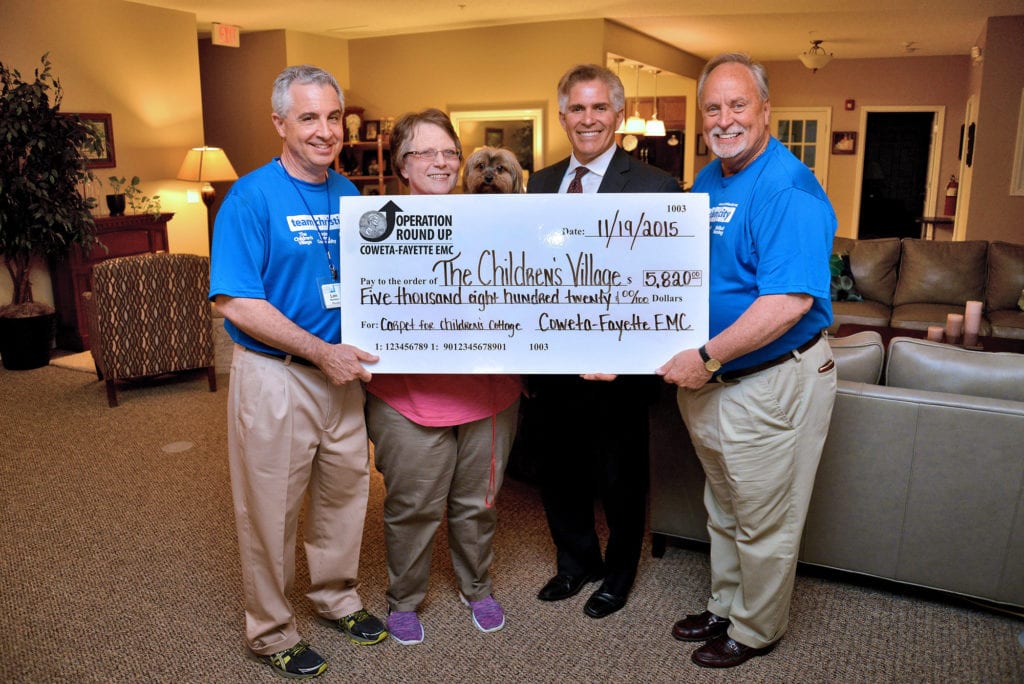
top-left (318, 277), bottom-right (342, 309)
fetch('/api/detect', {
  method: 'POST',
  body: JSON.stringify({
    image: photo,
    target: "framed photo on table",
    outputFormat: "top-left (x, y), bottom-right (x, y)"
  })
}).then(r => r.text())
top-left (363, 120), bottom-right (379, 142)
top-left (73, 113), bottom-right (116, 168)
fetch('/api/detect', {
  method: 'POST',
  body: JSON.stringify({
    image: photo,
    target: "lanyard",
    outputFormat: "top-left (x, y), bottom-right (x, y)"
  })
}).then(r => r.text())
top-left (281, 161), bottom-right (339, 282)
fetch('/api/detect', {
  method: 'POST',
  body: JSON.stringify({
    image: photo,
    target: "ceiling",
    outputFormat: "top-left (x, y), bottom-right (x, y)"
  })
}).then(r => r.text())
top-left (135, 0), bottom-right (1022, 61)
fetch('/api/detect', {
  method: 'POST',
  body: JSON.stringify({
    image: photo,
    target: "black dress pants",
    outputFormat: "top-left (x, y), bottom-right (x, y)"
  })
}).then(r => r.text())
top-left (526, 374), bottom-right (653, 597)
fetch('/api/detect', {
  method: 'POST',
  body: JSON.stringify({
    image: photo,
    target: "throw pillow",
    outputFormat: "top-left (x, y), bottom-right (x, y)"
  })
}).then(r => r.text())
top-left (830, 254), bottom-right (862, 302)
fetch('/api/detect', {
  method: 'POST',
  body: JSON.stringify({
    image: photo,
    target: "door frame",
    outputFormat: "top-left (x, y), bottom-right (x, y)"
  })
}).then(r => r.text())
top-left (771, 107), bottom-right (831, 190)
top-left (851, 106), bottom-right (945, 238)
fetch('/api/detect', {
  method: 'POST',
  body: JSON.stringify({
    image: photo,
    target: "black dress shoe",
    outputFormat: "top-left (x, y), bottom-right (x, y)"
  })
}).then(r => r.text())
top-left (671, 610), bottom-right (730, 642)
top-left (691, 634), bottom-right (776, 668)
top-left (537, 572), bottom-right (602, 601)
top-left (582, 588), bottom-right (627, 618)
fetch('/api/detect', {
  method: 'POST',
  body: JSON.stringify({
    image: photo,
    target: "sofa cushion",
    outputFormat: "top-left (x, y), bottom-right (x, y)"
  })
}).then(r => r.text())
top-left (843, 238), bottom-right (901, 305)
top-left (985, 241), bottom-right (1024, 312)
top-left (893, 239), bottom-right (987, 307)
top-left (885, 336), bottom-right (1024, 402)
top-left (831, 299), bottom-right (891, 327)
top-left (828, 330), bottom-right (884, 383)
top-left (988, 309), bottom-right (1024, 340)
top-left (890, 302), bottom-right (992, 335)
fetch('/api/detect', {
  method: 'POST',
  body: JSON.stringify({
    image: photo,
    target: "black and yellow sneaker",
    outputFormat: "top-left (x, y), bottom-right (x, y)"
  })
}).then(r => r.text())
top-left (334, 609), bottom-right (388, 645)
top-left (260, 640), bottom-right (328, 680)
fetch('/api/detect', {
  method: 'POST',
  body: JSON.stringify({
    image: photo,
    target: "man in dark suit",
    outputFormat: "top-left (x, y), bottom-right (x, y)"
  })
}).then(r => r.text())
top-left (527, 63), bottom-right (682, 619)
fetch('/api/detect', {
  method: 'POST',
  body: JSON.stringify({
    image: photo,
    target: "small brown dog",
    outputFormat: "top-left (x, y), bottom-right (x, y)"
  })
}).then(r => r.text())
top-left (463, 146), bottom-right (524, 194)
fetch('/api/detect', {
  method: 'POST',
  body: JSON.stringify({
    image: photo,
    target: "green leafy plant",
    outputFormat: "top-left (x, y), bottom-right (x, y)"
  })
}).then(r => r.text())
top-left (107, 175), bottom-right (161, 218)
top-left (0, 53), bottom-right (102, 311)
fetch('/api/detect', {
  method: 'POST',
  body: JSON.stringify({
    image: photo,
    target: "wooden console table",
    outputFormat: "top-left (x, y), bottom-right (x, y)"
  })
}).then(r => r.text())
top-left (50, 213), bottom-right (173, 351)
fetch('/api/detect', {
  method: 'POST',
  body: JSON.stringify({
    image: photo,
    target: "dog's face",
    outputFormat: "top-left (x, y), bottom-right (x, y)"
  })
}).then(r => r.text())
top-left (463, 147), bottom-right (524, 194)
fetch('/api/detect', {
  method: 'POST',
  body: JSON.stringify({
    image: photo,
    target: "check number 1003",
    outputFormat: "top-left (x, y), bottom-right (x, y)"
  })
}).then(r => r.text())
top-left (643, 270), bottom-right (703, 289)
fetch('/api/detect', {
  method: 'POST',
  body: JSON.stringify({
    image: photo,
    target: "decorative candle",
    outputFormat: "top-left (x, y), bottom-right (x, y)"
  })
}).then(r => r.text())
top-left (964, 300), bottom-right (983, 336)
top-left (945, 313), bottom-right (963, 342)
top-left (926, 326), bottom-right (944, 342)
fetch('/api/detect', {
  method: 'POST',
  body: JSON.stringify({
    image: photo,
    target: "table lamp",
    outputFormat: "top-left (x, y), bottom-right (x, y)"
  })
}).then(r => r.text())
top-left (176, 146), bottom-right (238, 244)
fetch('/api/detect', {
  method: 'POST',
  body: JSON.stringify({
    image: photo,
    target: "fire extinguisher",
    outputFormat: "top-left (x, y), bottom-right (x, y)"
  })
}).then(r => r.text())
top-left (944, 175), bottom-right (958, 216)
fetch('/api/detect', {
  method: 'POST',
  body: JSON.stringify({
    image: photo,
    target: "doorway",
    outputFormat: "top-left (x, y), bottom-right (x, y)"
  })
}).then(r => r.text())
top-left (854, 107), bottom-right (944, 239)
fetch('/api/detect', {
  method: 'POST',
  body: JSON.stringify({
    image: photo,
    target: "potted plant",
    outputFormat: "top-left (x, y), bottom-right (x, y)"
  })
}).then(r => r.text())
top-left (0, 53), bottom-right (103, 370)
top-left (107, 175), bottom-right (161, 218)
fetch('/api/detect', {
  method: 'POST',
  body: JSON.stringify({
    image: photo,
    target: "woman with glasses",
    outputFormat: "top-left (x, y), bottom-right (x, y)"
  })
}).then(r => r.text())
top-left (364, 109), bottom-right (522, 645)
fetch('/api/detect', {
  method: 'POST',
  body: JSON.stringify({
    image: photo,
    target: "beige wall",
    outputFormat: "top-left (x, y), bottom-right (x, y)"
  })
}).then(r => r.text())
top-left (1, 0), bottom-right (207, 307)
top-left (199, 30), bottom-right (352, 181)
top-left (765, 56), bottom-right (969, 238)
top-left (349, 20), bottom-right (606, 168)
top-left (964, 15), bottom-right (1024, 243)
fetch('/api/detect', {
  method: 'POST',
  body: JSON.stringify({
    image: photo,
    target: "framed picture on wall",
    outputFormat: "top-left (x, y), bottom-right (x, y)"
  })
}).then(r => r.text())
top-left (72, 113), bottom-right (116, 168)
top-left (832, 131), bottom-right (857, 155)
top-left (485, 128), bottom-right (504, 147)
top-left (695, 134), bottom-right (708, 156)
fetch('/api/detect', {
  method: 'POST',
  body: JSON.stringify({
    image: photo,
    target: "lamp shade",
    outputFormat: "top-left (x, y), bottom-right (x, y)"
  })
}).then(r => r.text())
top-left (176, 147), bottom-right (238, 182)
top-left (644, 118), bottom-right (666, 137)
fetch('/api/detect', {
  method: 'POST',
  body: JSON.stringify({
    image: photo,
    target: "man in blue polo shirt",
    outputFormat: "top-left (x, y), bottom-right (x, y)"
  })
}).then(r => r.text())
top-left (658, 53), bottom-right (837, 669)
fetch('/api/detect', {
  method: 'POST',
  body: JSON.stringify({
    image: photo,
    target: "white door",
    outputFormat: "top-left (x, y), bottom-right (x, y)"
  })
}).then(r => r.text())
top-left (772, 107), bottom-right (831, 190)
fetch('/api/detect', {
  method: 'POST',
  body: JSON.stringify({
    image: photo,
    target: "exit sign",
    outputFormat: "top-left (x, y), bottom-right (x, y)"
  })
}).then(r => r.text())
top-left (212, 22), bottom-right (240, 48)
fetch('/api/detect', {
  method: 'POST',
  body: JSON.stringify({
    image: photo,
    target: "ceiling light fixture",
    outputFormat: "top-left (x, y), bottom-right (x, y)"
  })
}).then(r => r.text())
top-left (799, 39), bottom-right (834, 73)
top-left (644, 69), bottom-right (666, 137)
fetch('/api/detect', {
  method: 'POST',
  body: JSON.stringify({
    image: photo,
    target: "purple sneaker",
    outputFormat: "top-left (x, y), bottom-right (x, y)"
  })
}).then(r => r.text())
top-left (386, 610), bottom-right (424, 645)
top-left (460, 594), bottom-right (505, 633)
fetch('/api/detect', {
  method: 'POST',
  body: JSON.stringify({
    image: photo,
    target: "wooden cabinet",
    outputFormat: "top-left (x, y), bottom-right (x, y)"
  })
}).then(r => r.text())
top-left (50, 212), bottom-right (172, 351)
top-left (334, 137), bottom-right (395, 195)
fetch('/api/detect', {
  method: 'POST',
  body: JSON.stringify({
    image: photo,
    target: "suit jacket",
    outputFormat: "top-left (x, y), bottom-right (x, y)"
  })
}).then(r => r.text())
top-left (525, 145), bottom-right (681, 400)
top-left (527, 145), bottom-right (681, 194)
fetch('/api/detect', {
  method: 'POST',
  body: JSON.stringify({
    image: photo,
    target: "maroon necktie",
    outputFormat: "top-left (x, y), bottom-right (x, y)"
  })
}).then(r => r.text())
top-left (567, 166), bottom-right (589, 193)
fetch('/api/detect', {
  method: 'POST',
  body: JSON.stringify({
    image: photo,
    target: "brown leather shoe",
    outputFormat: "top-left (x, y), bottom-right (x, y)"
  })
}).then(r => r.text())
top-left (671, 611), bottom-right (730, 642)
top-left (691, 634), bottom-right (776, 668)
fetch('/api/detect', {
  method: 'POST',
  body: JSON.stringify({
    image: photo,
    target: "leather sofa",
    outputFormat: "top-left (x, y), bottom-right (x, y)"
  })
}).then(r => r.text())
top-left (648, 331), bottom-right (1024, 608)
top-left (830, 237), bottom-right (1024, 339)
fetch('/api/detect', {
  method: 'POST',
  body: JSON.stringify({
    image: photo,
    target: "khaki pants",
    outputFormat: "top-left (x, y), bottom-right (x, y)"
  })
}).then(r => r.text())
top-left (676, 336), bottom-right (836, 648)
top-left (228, 346), bottom-right (371, 655)
top-left (366, 394), bottom-right (518, 612)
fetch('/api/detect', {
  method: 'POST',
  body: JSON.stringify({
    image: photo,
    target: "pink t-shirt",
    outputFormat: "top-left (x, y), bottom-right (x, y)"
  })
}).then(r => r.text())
top-left (366, 374), bottom-right (522, 427)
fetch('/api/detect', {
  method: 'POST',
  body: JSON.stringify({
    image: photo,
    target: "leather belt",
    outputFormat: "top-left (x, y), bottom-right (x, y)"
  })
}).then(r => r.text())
top-left (713, 332), bottom-right (823, 384)
top-left (247, 347), bottom-right (317, 368)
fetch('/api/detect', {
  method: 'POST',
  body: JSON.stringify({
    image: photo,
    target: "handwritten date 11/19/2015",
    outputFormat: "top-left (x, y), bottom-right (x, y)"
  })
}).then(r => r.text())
top-left (596, 208), bottom-right (686, 249)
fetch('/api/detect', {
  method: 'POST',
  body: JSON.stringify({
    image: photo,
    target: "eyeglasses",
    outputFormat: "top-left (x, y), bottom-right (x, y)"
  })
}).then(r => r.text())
top-left (404, 148), bottom-right (460, 162)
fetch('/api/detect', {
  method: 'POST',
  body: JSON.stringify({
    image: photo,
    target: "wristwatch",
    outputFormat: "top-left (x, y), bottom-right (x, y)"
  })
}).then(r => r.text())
top-left (698, 344), bottom-right (722, 373)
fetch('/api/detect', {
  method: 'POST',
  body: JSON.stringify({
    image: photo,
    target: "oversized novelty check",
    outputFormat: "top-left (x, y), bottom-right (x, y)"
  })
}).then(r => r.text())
top-left (339, 193), bottom-right (709, 373)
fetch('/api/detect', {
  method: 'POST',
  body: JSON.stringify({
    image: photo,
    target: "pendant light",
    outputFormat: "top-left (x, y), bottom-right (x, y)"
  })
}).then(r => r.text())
top-left (644, 69), bottom-right (666, 137)
top-left (612, 57), bottom-right (628, 134)
top-left (799, 39), bottom-right (834, 73)
top-left (624, 64), bottom-right (646, 134)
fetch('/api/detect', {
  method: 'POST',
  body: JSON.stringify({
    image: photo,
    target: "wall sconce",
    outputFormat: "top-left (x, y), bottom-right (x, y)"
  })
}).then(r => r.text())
top-left (970, 45), bottom-right (983, 65)
top-left (644, 69), bottom-right (666, 137)
top-left (176, 146), bottom-right (238, 245)
top-left (799, 40), bottom-right (834, 73)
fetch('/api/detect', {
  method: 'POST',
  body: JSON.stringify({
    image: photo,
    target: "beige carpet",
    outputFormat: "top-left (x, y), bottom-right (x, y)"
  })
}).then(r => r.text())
top-left (49, 350), bottom-right (96, 374)
top-left (2, 364), bottom-right (1023, 683)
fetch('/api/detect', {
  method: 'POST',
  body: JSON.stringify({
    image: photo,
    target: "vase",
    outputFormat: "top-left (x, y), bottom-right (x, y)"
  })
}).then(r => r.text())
top-left (0, 312), bottom-right (57, 370)
top-left (105, 193), bottom-right (126, 216)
